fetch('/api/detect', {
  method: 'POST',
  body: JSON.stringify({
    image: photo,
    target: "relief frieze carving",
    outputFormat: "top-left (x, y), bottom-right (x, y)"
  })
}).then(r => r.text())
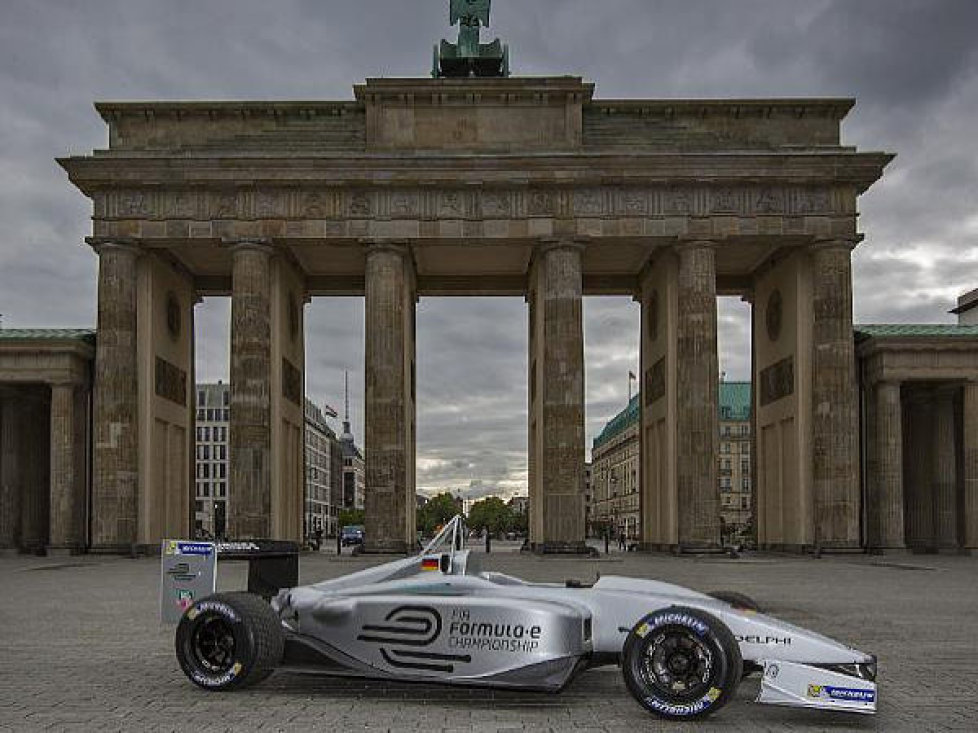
top-left (645, 357), bottom-right (666, 406)
top-left (759, 356), bottom-right (794, 407)
top-left (438, 190), bottom-right (465, 217)
top-left (282, 357), bottom-right (302, 406)
top-left (155, 356), bottom-right (187, 406)
top-left (573, 189), bottom-right (604, 216)
top-left (100, 184), bottom-right (842, 224)
top-left (480, 190), bottom-right (513, 218)
top-left (755, 187), bottom-right (785, 214)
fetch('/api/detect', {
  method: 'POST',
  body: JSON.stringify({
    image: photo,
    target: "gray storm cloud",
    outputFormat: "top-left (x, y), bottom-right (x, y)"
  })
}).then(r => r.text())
top-left (2, 0), bottom-right (975, 499)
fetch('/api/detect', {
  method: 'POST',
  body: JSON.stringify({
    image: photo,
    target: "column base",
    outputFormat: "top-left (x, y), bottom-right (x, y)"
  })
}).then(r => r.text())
top-left (358, 543), bottom-right (415, 556)
top-left (0, 548), bottom-right (21, 557)
top-left (88, 544), bottom-right (139, 557)
top-left (45, 546), bottom-right (85, 557)
top-left (866, 546), bottom-right (910, 555)
top-left (532, 542), bottom-right (596, 556)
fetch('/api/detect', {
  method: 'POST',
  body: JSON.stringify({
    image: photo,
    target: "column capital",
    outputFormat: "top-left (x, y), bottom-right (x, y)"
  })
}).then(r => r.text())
top-left (223, 237), bottom-right (274, 256)
top-left (675, 237), bottom-right (718, 252)
top-left (48, 380), bottom-right (80, 391)
top-left (85, 237), bottom-right (142, 256)
top-left (360, 238), bottom-right (411, 258)
top-left (535, 236), bottom-right (588, 255)
top-left (810, 235), bottom-right (862, 253)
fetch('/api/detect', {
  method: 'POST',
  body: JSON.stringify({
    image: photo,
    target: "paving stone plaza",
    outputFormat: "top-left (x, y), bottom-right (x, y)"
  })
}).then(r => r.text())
top-left (1, 547), bottom-right (976, 732)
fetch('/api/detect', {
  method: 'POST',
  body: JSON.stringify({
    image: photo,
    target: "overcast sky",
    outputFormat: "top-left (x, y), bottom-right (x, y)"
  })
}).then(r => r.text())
top-left (2, 0), bottom-right (976, 499)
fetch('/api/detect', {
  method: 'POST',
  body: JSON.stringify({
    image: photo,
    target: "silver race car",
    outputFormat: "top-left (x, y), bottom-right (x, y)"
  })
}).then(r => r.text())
top-left (175, 516), bottom-right (877, 721)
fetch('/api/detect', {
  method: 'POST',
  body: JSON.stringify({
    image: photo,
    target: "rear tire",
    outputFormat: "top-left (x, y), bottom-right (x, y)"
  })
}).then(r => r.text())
top-left (175, 592), bottom-right (284, 691)
top-left (622, 606), bottom-right (741, 720)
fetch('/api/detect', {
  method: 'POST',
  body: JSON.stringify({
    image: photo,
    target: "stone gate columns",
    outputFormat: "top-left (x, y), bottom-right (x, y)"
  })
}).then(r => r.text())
top-left (229, 241), bottom-right (274, 539)
top-left (933, 387), bottom-right (958, 549)
top-left (964, 382), bottom-right (978, 550)
top-left (904, 391), bottom-right (934, 549)
top-left (526, 240), bottom-right (586, 552)
top-left (92, 242), bottom-right (140, 551)
top-left (48, 383), bottom-right (83, 552)
top-left (811, 239), bottom-right (860, 549)
top-left (638, 243), bottom-right (720, 551)
top-left (868, 381), bottom-right (905, 549)
top-left (676, 243), bottom-right (720, 549)
top-left (228, 239), bottom-right (306, 542)
top-left (0, 397), bottom-right (23, 550)
top-left (363, 241), bottom-right (417, 553)
top-left (527, 239), bottom-right (586, 552)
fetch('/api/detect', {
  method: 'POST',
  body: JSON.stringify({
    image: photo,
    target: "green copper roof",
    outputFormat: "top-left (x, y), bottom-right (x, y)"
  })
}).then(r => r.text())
top-left (0, 329), bottom-right (95, 343)
top-left (593, 382), bottom-right (753, 452)
top-left (719, 381), bottom-right (751, 422)
top-left (855, 324), bottom-right (978, 338)
top-left (592, 394), bottom-right (639, 451)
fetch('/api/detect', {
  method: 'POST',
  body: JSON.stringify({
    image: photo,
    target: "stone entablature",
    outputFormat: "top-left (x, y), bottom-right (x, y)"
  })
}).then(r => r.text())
top-left (857, 327), bottom-right (978, 385)
top-left (0, 333), bottom-right (94, 386)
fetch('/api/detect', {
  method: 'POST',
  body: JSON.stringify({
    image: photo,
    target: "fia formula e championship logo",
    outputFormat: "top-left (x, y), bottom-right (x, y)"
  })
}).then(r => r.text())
top-left (357, 606), bottom-right (472, 673)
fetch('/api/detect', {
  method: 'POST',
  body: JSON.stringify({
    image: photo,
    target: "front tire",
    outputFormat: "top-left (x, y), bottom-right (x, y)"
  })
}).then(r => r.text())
top-left (175, 592), bottom-right (284, 691)
top-left (622, 606), bottom-right (742, 720)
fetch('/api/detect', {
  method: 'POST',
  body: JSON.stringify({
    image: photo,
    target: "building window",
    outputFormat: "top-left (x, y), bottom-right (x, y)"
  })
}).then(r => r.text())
top-left (223, 390), bottom-right (230, 406)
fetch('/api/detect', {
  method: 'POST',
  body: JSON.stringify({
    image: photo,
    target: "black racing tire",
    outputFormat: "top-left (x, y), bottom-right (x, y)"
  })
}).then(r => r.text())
top-left (622, 606), bottom-right (742, 721)
top-left (175, 592), bottom-right (284, 691)
top-left (707, 590), bottom-right (762, 613)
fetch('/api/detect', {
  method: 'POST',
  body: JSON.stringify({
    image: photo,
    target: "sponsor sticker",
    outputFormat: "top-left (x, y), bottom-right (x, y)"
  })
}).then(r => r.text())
top-left (175, 542), bottom-right (214, 557)
top-left (807, 684), bottom-right (875, 703)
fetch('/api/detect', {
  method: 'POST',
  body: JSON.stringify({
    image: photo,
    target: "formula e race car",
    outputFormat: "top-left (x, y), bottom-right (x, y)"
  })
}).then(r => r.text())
top-left (174, 516), bottom-right (877, 721)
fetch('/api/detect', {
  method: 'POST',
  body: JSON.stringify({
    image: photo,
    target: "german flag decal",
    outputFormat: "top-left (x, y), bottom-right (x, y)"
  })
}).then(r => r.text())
top-left (421, 557), bottom-right (440, 572)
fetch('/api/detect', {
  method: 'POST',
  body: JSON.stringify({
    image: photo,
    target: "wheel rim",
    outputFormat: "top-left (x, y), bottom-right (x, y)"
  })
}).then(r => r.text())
top-left (191, 615), bottom-right (236, 673)
top-left (639, 626), bottom-right (714, 701)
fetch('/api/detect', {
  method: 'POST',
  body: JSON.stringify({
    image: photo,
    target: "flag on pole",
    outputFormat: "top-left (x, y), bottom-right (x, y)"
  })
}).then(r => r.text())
top-left (628, 371), bottom-right (636, 381)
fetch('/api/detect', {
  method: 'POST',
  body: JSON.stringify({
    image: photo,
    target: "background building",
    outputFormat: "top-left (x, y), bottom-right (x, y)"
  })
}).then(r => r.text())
top-left (591, 384), bottom-right (754, 544)
top-left (591, 396), bottom-right (640, 540)
top-left (718, 382), bottom-right (752, 542)
top-left (339, 417), bottom-right (364, 511)
top-left (304, 398), bottom-right (341, 538)
top-left (195, 382), bottom-right (230, 538)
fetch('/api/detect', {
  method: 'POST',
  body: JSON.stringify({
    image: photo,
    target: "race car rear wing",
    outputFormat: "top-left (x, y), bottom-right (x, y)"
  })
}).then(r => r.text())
top-left (216, 540), bottom-right (300, 599)
top-left (161, 539), bottom-right (300, 623)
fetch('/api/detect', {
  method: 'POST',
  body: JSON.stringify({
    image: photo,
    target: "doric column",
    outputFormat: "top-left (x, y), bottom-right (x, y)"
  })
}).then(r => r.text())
top-left (363, 242), bottom-right (417, 553)
top-left (810, 239), bottom-right (860, 548)
top-left (228, 240), bottom-right (273, 539)
top-left (0, 397), bottom-right (23, 550)
top-left (48, 383), bottom-right (82, 552)
top-left (963, 382), bottom-right (978, 549)
top-left (676, 242), bottom-right (720, 549)
top-left (528, 240), bottom-right (586, 551)
top-left (91, 241), bottom-right (140, 551)
top-left (871, 381), bottom-right (905, 549)
top-left (905, 390), bottom-right (934, 549)
top-left (20, 394), bottom-right (50, 553)
top-left (933, 386), bottom-right (958, 549)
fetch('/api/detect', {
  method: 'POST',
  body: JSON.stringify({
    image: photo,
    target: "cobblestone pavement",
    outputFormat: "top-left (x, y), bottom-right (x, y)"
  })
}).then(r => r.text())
top-left (1, 548), bottom-right (976, 732)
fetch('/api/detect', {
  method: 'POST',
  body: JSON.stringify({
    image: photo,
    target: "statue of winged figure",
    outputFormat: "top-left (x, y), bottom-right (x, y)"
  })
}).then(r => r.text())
top-left (434, 0), bottom-right (509, 78)
top-left (450, 0), bottom-right (491, 28)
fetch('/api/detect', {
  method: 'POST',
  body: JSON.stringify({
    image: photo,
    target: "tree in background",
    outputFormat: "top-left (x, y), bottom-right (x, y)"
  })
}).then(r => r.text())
top-left (417, 492), bottom-right (461, 535)
top-left (338, 508), bottom-right (365, 528)
top-left (467, 496), bottom-right (513, 537)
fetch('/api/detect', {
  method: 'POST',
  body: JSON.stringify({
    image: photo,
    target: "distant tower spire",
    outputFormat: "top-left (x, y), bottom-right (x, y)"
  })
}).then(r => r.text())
top-left (342, 370), bottom-right (353, 440)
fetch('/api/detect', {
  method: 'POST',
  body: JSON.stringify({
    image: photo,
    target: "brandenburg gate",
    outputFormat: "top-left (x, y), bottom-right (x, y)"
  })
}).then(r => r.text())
top-left (60, 74), bottom-right (892, 553)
